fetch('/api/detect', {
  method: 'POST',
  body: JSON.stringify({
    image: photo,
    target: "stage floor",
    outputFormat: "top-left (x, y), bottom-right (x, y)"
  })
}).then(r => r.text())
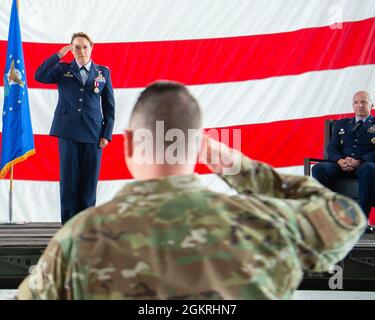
top-left (0, 223), bottom-right (61, 247)
top-left (1, 222), bottom-right (374, 247)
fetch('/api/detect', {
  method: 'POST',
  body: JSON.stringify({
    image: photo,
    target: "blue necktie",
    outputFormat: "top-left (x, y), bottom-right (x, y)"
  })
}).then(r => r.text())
top-left (80, 66), bottom-right (88, 84)
top-left (352, 120), bottom-right (363, 137)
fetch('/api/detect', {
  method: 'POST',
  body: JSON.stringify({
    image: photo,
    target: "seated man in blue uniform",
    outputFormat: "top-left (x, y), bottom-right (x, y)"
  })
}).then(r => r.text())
top-left (35, 32), bottom-right (115, 224)
top-left (312, 91), bottom-right (375, 232)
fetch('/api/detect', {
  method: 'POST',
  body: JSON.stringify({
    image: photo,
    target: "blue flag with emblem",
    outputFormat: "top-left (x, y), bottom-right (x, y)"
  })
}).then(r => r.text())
top-left (0, 0), bottom-right (35, 178)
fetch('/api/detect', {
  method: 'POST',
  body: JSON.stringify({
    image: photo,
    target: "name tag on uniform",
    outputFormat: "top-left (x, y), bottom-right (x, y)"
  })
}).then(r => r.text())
top-left (63, 72), bottom-right (73, 78)
top-left (367, 125), bottom-right (375, 133)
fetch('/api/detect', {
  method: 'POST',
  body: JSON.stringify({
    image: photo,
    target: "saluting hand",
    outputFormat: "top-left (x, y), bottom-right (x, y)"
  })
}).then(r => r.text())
top-left (58, 44), bottom-right (73, 58)
top-left (199, 135), bottom-right (242, 175)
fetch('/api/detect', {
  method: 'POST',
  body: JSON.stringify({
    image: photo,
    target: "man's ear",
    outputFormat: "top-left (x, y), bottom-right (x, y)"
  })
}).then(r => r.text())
top-left (124, 130), bottom-right (133, 158)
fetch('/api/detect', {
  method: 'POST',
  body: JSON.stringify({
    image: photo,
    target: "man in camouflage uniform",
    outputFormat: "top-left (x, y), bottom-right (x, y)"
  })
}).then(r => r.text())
top-left (18, 81), bottom-right (366, 300)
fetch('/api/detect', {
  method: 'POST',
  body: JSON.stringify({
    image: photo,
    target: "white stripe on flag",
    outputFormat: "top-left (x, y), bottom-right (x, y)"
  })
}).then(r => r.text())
top-left (0, 0), bottom-right (374, 42)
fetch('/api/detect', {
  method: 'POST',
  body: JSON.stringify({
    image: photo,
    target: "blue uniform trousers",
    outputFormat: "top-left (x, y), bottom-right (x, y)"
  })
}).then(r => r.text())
top-left (58, 138), bottom-right (102, 224)
top-left (312, 162), bottom-right (375, 217)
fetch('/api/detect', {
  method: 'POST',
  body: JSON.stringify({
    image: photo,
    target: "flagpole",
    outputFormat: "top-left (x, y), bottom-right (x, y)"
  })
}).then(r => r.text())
top-left (9, 164), bottom-right (14, 222)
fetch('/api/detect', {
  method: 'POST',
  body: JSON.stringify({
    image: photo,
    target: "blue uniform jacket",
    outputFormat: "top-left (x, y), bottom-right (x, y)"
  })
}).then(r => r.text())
top-left (327, 116), bottom-right (375, 163)
top-left (35, 54), bottom-right (115, 143)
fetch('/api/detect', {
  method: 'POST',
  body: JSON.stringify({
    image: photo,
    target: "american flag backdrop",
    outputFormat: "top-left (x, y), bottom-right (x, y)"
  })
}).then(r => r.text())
top-left (0, 0), bottom-right (374, 222)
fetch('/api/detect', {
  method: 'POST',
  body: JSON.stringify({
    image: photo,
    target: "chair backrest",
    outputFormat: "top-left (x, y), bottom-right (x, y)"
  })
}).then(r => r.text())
top-left (323, 119), bottom-right (335, 159)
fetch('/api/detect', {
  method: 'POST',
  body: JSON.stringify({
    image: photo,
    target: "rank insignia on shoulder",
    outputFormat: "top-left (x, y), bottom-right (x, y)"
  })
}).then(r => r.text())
top-left (367, 125), bottom-right (375, 133)
top-left (63, 72), bottom-right (73, 77)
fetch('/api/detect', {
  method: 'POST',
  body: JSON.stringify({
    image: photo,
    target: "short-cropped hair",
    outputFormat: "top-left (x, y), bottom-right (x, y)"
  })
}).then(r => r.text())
top-left (130, 81), bottom-right (202, 135)
top-left (71, 32), bottom-right (94, 47)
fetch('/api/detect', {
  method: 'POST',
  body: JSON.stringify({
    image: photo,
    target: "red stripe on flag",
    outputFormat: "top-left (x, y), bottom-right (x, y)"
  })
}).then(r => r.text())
top-left (0, 18), bottom-right (374, 88)
top-left (0, 113), bottom-right (358, 181)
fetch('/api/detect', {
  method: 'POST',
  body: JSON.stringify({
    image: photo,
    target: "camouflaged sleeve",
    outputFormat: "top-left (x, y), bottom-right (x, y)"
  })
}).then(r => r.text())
top-left (220, 155), bottom-right (285, 197)
top-left (295, 192), bottom-right (366, 271)
top-left (220, 154), bottom-right (343, 200)
top-left (220, 154), bottom-right (366, 272)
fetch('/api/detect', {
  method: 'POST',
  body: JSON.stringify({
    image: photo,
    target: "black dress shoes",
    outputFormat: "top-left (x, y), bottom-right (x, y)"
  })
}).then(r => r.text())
top-left (365, 225), bottom-right (375, 233)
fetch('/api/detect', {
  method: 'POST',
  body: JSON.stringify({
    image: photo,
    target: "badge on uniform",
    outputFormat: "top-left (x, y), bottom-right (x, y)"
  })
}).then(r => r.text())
top-left (367, 125), bottom-right (375, 133)
top-left (371, 137), bottom-right (375, 144)
top-left (63, 71), bottom-right (73, 78)
top-left (93, 81), bottom-right (99, 93)
top-left (338, 128), bottom-right (345, 135)
top-left (93, 71), bottom-right (105, 93)
top-left (94, 71), bottom-right (106, 83)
